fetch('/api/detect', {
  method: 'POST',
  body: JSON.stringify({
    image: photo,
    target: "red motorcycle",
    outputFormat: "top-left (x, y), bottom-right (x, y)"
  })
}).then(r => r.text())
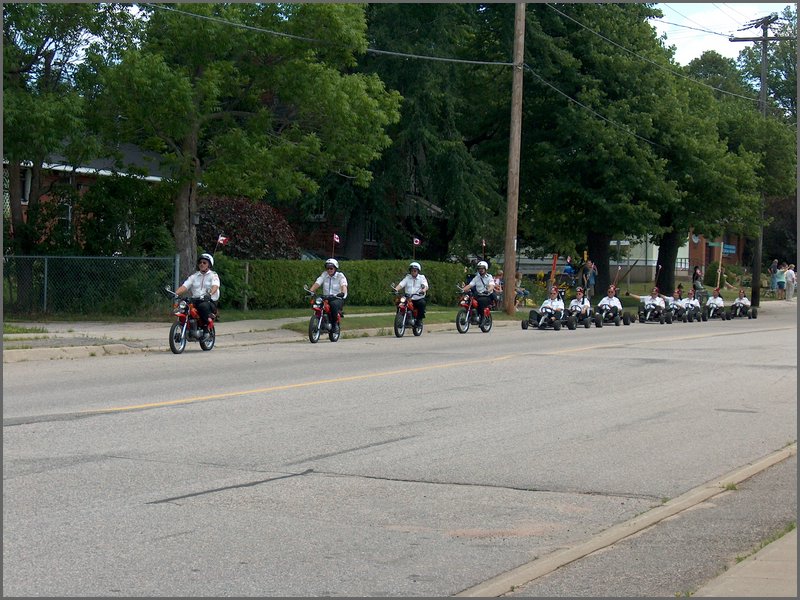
top-left (455, 285), bottom-right (493, 333)
top-left (304, 285), bottom-right (341, 343)
top-left (165, 287), bottom-right (216, 354)
top-left (391, 285), bottom-right (424, 338)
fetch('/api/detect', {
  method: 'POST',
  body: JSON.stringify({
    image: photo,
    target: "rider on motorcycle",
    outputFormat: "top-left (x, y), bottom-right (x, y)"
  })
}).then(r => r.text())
top-left (462, 260), bottom-right (495, 318)
top-left (309, 258), bottom-right (348, 321)
top-left (175, 252), bottom-right (220, 337)
top-left (394, 261), bottom-right (429, 322)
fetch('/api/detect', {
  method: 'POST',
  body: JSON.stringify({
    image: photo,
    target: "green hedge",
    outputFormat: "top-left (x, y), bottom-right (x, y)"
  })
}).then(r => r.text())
top-left (214, 257), bottom-right (467, 309)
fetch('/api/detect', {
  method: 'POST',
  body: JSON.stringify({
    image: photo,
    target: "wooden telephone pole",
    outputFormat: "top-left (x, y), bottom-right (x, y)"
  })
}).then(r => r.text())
top-left (503, 3), bottom-right (526, 315)
top-left (729, 13), bottom-right (793, 307)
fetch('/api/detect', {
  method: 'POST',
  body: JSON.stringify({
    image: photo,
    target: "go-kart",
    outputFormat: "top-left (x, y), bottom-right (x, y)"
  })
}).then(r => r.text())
top-left (594, 303), bottom-right (632, 327)
top-left (638, 301), bottom-right (670, 324)
top-left (702, 303), bottom-right (729, 321)
top-left (728, 302), bottom-right (758, 319)
top-left (563, 304), bottom-right (593, 329)
top-left (522, 306), bottom-right (564, 330)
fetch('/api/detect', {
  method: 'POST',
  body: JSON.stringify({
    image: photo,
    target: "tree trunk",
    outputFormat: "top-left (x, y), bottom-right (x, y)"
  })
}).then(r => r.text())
top-left (587, 231), bottom-right (612, 294)
top-left (174, 134), bottom-right (200, 280)
top-left (7, 161), bottom-right (35, 310)
top-left (655, 230), bottom-right (680, 294)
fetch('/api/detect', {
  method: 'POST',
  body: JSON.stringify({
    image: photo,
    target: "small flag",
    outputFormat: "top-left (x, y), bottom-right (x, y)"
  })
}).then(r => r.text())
top-left (413, 237), bottom-right (421, 246)
top-left (482, 239), bottom-right (486, 246)
top-left (217, 235), bottom-right (229, 245)
top-left (333, 233), bottom-right (340, 243)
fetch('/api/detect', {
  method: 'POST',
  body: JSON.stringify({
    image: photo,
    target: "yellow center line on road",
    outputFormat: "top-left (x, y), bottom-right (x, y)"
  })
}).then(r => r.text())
top-left (79, 325), bottom-right (792, 416)
top-left (78, 354), bottom-right (517, 415)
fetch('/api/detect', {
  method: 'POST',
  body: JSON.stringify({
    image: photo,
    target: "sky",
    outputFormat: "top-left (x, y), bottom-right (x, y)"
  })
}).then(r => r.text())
top-left (649, 3), bottom-right (794, 65)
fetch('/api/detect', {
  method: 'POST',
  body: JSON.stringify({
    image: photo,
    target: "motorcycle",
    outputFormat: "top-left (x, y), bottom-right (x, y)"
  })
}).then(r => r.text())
top-left (455, 285), bottom-right (493, 334)
top-left (164, 287), bottom-right (216, 354)
top-left (391, 285), bottom-right (424, 338)
top-left (304, 285), bottom-right (342, 343)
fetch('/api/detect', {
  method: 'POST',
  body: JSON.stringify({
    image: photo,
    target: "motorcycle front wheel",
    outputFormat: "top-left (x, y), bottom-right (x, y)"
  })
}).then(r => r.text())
top-left (308, 315), bottom-right (322, 343)
top-left (412, 318), bottom-right (423, 337)
top-left (169, 321), bottom-right (187, 354)
top-left (394, 311), bottom-right (407, 338)
top-left (455, 308), bottom-right (470, 333)
top-left (329, 319), bottom-right (340, 342)
top-left (200, 327), bottom-right (215, 351)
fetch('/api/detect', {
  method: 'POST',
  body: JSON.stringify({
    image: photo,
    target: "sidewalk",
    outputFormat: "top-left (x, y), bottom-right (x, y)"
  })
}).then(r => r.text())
top-left (692, 528), bottom-right (796, 597)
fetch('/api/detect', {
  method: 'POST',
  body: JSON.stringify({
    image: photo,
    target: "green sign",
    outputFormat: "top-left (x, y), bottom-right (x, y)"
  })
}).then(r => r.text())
top-left (707, 242), bottom-right (721, 247)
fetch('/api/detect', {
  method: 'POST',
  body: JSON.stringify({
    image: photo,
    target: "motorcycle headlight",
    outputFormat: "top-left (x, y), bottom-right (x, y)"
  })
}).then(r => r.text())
top-left (400, 296), bottom-right (407, 303)
top-left (179, 300), bottom-right (188, 310)
top-left (314, 298), bottom-right (323, 306)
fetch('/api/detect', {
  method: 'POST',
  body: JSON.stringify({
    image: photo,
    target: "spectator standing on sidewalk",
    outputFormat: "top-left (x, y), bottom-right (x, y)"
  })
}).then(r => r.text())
top-left (775, 262), bottom-right (787, 300)
top-left (785, 264), bottom-right (796, 301)
top-left (582, 259), bottom-right (598, 303)
top-left (768, 259), bottom-right (779, 295)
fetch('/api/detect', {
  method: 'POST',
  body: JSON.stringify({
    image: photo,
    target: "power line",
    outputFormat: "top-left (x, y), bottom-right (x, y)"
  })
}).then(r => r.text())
top-left (523, 64), bottom-right (660, 148)
top-left (143, 3), bottom-right (513, 67)
top-left (546, 4), bottom-right (760, 104)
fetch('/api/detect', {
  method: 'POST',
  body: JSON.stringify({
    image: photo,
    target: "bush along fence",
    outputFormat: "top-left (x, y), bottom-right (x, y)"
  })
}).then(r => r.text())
top-left (213, 256), bottom-right (466, 310)
top-left (3, 254), bottom-right (468, 317)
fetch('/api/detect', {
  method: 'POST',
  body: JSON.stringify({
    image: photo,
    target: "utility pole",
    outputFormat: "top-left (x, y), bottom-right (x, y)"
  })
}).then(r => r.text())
top-left (503, 2), bottom-right (526, 315)
top-left (729, 13), bottom-right (793, 307)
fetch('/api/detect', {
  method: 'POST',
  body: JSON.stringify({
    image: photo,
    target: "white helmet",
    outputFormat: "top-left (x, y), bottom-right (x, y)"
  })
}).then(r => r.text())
top-left (477, 260), bottom-right (488, 270)
top-left (197, 253), bottom-right (214, 268)
top-left (325, 258), bottom-right (339, 270)
top-left (409, 261), bottom-right (421, 272)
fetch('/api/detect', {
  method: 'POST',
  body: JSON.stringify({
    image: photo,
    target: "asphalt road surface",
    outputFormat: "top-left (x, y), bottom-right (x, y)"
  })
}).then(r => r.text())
top-left (3, 306), bottom-right (796, 596)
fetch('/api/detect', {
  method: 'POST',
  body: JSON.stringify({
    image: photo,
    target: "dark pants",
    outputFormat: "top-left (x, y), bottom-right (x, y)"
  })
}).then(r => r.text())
top-left (600, 305), bottom-right (620, 318)
top-left (529, 309), bottom-right (562, 324)
top-left (411, 297), bottom-right (426, 320)
top-left (195, 299), bottom-right (217, 327)
top-left (475, 294), bottom-right (493, 316)
top-left (328, 297), bottom-right (345, 321)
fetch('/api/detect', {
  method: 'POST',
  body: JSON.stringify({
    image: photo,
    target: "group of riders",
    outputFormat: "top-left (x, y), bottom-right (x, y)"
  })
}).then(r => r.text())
top-left (176, 254), bottom-right (756, 338)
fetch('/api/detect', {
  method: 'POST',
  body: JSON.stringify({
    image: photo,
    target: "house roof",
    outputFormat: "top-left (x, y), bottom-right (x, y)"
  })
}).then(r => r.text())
top-left (42, 143), bottom-right (173, 181)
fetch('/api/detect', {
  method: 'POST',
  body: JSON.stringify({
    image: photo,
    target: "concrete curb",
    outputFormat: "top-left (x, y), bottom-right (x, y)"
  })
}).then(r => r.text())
top-left (455, 444), bottom-right (797, 597)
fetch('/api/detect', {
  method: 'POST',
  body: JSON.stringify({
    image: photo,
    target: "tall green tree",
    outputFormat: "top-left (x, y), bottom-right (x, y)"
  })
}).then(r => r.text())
top-left (93, 3), bottom-right (400, 276)
top-left (3, 3), bottom-right (136, 309)
top-left (514, 3), bottom-right (672, 292)
top-left (352, 3), bottom-right (505, 262)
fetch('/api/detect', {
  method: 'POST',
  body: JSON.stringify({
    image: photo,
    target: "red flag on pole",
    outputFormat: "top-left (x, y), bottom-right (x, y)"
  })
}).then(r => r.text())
top-left (413, 237), bottom-right (421, 246)
top-left (333, 233), bottom-right (340, 243)
top-left (217, 235), bottom-right (229, 246)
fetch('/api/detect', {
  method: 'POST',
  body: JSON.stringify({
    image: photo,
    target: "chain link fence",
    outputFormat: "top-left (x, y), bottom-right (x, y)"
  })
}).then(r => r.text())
top-left (3, 255), bottom-right (180, 318)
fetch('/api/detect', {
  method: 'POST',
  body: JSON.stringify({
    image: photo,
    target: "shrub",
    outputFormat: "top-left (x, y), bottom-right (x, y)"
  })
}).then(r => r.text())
top-left (197, 195), bottom-right (300, 259)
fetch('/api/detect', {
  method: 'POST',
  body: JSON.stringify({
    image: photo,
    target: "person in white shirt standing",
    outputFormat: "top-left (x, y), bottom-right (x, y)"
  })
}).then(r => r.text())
top-left (394, 261), bottom-right (429, 322)
top-left (785, 264), bottom-right (796, 302)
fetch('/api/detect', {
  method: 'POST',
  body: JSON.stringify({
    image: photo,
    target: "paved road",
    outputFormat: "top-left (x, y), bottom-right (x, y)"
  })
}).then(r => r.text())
top-left (3, 301), bottom-right (796, 596)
